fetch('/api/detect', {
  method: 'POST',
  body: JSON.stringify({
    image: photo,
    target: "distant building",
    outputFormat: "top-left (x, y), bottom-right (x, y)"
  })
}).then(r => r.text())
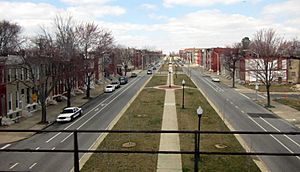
top-left (287, 58), bottom-right (300, 84)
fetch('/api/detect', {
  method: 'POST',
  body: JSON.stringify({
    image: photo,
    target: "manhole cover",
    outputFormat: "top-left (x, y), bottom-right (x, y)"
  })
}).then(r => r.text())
top-left (122, 142), bottom-right (136, 148)
top-left (215, 144), bottom-right (227, 149)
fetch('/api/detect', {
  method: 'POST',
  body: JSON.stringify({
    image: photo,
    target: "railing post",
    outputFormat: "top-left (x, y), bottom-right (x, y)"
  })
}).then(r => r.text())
top-left (74, 130), bottom-right (80, 172)
top-left (194, 132), bottom-right (199, 172)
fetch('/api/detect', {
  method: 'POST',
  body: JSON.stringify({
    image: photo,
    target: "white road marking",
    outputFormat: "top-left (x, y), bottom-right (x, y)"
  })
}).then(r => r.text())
top-left (230, 101), bottom-right (233, 105)
top-left (51, 147), bottom-right (55, 150)
top-left (94, 108), bottom-right (99, 111)
top-left (29, 163), bottom-right (37, 169)
top-left (226, 98), bottom-right (229, 101)
top-left (0, 144), bottom-right (11, 149)
top-left (241, 110), bottom-right (245, 113)
top-left (35, 147), bottom-right (40, 150)
top-left (239, 93), bottom-right (250, 100)
top-left (259, 117), bottom-right (300, 148)
top-left (235, 105), bottom-right (239, 109)
top-left (60, 133), bottom-right (73, 143)
top-left (9, 163), bottom-right (19, 169)
top-left (45, 76), bottom-right (142, 143)
top-left (248, 116), bottom-right (300, 160)
top-left (258, 94), bottom-right (266, 99)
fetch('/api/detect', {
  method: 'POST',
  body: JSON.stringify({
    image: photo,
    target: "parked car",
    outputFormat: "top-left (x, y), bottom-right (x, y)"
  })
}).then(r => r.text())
top-left (131, 72), bottom-right (137, 77)
top-left (104, 85), bottom-right (115, 93)
top-left (211, 77), bottom-right (220, 82)
top-left (147, 69), bottom-right (153, 75)
top-left (56, 107), bottom-right (82, 122)
top-left (152, 67), bottom-right (157, 70)
top-left (111, 80), bottom-right (120, 89)
top-left (119, 76), bottom-right (128, 85)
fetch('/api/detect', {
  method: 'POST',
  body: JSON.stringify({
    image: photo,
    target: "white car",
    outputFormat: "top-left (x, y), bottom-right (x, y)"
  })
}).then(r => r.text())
top-left (56, 107), bottom-right (82, 122)
top-left (105, 85), bottom-right (115, 93)
top-left (211, 77), bottom-right (220, 82)
top-left (147, 70), bottom-right (153, 75)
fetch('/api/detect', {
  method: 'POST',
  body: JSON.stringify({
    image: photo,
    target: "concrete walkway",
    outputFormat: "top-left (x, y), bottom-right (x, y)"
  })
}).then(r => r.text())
top-left (157, 65), bottom-right (182, 172)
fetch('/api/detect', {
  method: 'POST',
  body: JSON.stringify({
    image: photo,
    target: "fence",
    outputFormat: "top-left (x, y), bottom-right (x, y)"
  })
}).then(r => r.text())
top-left (1, 129), bottom-right (300, 172)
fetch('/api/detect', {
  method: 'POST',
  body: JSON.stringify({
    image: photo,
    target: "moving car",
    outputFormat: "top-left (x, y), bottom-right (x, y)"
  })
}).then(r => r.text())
top-left (105, 85), bottom-right (115, 93)
top-left (147, 69), bottom-right (153, 75)
top-left (56, 107), bottom-right (82, 122)
top-left (119, 76), bottom-right (128, 85)
top-left (131, 72), bottom-right (137, 77)
top-left (111, 80), bottom-right (120, 89)
top-left (211, 76), bottom-right (220, 82)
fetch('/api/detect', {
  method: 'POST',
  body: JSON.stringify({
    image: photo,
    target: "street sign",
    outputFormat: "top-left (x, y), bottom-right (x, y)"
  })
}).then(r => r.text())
top-left (255, 83), bottom-right (259, 90)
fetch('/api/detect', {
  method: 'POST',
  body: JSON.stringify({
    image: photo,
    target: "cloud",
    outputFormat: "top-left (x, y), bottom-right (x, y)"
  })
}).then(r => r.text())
top-left (140, 3), bottom-right (157, 10)
top-left (263, 0), bottom-right (300, 16)
top-left (60, 0), bottom-right (111, 5)
top-left (148, 13), bottom-right (169, 20)
top-left (163, 0), bottom-right (241, 7)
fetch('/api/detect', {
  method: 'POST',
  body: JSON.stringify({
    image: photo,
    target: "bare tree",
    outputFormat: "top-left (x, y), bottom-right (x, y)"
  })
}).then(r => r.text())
top-left (22, 30), bottom-right (60, 123)
top-left (0, 20), bottom-right (22, 55)
top-left (250, 28), bottom-right (287, 107)
top-left (54, 15), bottom-right (79, 107)
top-left (76, 23), bottom-right (113, 98)
top-left (223, 43), bottom-right (243, 88)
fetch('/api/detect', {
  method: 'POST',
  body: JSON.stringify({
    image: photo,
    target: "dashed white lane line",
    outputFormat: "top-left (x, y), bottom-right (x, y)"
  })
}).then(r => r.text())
top-left (259, 117), bottom-right (300, 148)
top-left (29, 162), bottom-right (37, 169)
top-left (0, 144), bottom-right (11, 149)
top-left (60, 133), bottom-right (73, 143)
top-left (230, 101), bottom-right (233, 105)
top-left (94, 108), bottom-right (99, 111)
top-left (9, 162), bottom-right (19, 169)
top-left (51, 147), bottom-right (55, 150)
top-left (235, 105), bottom-right (239, 109)
top-left (46, 132), bottom-right (62, 143)
top-left (248, 116), bottom-right (300, 160)
top-left (239, 92), bottom-right (250, 100)
top-left (35, 147), bottom-right (40, 150)
top-left (241, 110), bottom-right (245, 114)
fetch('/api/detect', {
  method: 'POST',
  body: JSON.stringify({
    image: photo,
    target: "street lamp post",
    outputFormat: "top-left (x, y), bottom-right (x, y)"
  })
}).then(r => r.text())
top-left (194, 106), bottom-right (203, 172)
top-left (182, 80), bottom-right (185, 109)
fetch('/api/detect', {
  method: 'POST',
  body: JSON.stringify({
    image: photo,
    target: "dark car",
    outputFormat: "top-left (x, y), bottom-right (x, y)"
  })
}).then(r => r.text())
top-left (152, 67), bottom-right (156, 70)
top-left (131, 72), bottom-right (137, 77)
top-left (119, 76), bottom-right (128, 85)
top-left (147, 69), bottom-right (153, 75)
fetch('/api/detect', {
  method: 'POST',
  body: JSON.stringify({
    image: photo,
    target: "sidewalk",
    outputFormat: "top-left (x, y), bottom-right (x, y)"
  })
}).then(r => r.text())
top-left (0, 83), bottom-right (105, 145)
top-left (193, 66), bottom-right (300, 129)
top-left (157, 65), bottom-right (182, 172)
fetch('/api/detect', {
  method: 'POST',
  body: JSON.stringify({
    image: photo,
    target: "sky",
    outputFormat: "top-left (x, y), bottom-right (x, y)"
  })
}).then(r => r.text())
top-left (0, 0), bottom-right (299, 53)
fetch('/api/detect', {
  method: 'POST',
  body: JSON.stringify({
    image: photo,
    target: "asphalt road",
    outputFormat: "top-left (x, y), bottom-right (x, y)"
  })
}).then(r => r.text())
top-left (185, 67), bottom-right (300, 172)
top-left (0, 71), bottom-right (151, 172)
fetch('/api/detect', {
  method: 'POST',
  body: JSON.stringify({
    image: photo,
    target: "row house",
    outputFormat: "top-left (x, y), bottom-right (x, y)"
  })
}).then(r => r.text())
top-left (0, 54), bottom-right (100, 123)
top-left (240, 52), bottom-right (288, 84)
top-left (200, 48), bottom-right (290, 84)
top-left (287, 57), bottom-right (300, 84)
top-left (179, 48), bottom-right (202, 65)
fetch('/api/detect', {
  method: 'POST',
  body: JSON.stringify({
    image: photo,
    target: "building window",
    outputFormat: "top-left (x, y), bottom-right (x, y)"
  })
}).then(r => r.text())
top-left (26, 88), bottom-right (30, 104)
top-left (20, 68), bottom-right (24, 80)
top-left (8, 69), bottom-right (11, 82)
top-left (8, 93), bottom-right (12, 110)
top-left (16, 91), bottom-right (19, 108)
top-left (15, 68), bottom-right (18, 80)
top-left (21, 89), bottom-right (25, 94)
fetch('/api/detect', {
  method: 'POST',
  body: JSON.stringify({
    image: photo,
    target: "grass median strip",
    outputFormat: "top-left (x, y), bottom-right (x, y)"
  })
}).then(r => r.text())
top-left (174, 74), bottom-right (260, 172)
top-left (81, 76), bottom-right (165, 172)
top-left (274, 98), bottom-right (300, 111)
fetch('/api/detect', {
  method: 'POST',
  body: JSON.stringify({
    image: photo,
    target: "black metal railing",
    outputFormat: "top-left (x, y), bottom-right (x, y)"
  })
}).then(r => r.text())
top-left (1, 129), bottom-right (300, 172)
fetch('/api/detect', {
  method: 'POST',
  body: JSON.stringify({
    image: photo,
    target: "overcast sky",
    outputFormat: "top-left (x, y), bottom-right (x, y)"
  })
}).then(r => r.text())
top-left (0, 0), bottom-right (299, 53)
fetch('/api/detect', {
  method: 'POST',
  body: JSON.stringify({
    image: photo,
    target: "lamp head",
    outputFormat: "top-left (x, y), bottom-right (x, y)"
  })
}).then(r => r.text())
top-left (197, 106), bottom-right (203, 117)
top-left (182, 79), bottom-right (185, 85)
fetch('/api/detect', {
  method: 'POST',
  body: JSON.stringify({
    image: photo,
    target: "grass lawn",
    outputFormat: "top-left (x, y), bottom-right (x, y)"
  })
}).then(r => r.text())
top-left (244, 84), bottom-right (298, 92)
top-left (158, 63), bottom-right (169, 72)
top-left (274, 98), bottom-right (300, 111)
top-left (81, 76), bottom-right (165, 172)
top-left (145, 75), bottom-right (167, 87)
top-left (174, 74), bottom-right (260, 172)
